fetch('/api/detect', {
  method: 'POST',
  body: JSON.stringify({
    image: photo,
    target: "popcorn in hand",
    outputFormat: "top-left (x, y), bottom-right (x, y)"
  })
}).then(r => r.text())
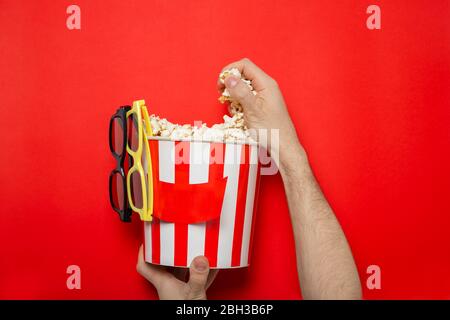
top-left (218, 67), bottom-right (256, 115)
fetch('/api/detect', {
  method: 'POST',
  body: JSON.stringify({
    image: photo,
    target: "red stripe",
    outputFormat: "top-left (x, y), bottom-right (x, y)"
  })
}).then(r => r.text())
top-left (151, 218), bottom-right (161, 264)
top-left (247, 147), bottom-right (261, 265)
top-left (231, 144), bottom-right (250, 266)
top-left (174, 223), bottom-right (188, 266)
top-left (204, 142), bottom-right (225, 267)
top-left (205, 219), bottom-right (220, 267)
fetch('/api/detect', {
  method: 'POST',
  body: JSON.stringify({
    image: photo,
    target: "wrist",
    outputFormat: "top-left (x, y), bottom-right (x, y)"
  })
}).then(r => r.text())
top-left (278, 137), bottom-right (310, 179)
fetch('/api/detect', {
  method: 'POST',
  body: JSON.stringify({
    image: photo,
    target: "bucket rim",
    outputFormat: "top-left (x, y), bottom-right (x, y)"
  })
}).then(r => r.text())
top-left (146, 135), bottom-right (258, 146)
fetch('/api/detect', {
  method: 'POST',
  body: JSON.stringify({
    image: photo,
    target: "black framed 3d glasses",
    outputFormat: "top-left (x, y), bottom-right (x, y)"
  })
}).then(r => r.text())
top-left (109, 106), bottom-right (132, 222)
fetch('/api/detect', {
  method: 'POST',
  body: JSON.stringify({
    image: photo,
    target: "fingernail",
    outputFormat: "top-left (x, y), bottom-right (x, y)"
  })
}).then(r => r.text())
top-left (194, 257), bottom-right (208, 272)
top-left (224, 76), bottom-right (239, 89)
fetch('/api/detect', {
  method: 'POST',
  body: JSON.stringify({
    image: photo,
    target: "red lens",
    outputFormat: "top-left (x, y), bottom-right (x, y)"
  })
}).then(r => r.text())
top-left (111, 172), bottom-right (124, 210)
top-left (128, 114), bottom-right (139, 152)
top-left (111, 118), bottom-right (124, 156)
top-left (130, 171), bottom-right (143, 209)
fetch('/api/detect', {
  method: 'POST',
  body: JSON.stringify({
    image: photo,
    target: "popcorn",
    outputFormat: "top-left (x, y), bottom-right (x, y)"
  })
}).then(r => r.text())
top-left (147, 113), bottom-right (253, 144)
top-left (218, 67), bottom-right (256, 115)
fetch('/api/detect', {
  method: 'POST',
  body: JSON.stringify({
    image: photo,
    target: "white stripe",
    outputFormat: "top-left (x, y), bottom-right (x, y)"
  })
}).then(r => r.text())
top-left (189, 142), bottom-right (210, 184)
top-left (216, 144), bottom-right (241, 268)
top-left (187, 223), bottom-right (206, 266)
top-left (158, 140), bottom-right (175, 266)
top-left (240, 145), bottom-right (259, 266)
top-left (160, 222), bottom-right (175, 266)
top-left (144, 221), bottom-right (152, 263)
top-left (158, 140), bottom-right (175, 183)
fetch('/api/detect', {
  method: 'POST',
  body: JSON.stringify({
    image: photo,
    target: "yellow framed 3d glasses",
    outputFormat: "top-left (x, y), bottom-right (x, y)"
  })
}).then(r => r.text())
top-left (126, 99), bottom-right (153, 221)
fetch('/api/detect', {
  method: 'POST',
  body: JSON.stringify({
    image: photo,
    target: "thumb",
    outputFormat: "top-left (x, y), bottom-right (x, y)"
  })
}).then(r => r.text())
top-left (187, 256), bottom-right (210, 300)
top-left (224, 76), bottom-right (257, 111)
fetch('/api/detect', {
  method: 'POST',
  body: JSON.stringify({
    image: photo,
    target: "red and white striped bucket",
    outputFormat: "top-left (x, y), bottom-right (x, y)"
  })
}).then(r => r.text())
top-left (143, 137), bottom-right (261, 268)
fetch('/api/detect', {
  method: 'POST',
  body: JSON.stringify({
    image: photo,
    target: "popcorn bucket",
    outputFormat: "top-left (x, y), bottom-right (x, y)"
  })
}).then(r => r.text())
top-left (143, 137), bottom-right (261, 268)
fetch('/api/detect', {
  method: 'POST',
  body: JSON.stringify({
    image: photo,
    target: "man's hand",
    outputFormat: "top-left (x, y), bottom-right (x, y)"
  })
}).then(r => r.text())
top-left (219, 58), bottom-right (362, 300)
top-left (136, 245), bottom-right (218, 300)
top-left (218, 58), bottom-right (303, 166)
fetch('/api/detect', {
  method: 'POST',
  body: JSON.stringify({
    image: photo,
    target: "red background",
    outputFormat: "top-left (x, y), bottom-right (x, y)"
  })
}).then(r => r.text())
top-left (0, 0), bottom-right (449, 299)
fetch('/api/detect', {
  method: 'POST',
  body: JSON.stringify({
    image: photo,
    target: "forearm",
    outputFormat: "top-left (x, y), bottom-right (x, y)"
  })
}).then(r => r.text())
top-left (279, 138), bottom-right (362, 300)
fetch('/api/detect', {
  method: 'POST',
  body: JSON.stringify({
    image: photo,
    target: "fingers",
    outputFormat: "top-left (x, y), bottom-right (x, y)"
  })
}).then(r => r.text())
top-left (187, 256), bottom-right (210, 299)
top-left (218, 58), bottom-right (275, 92)
top-left (136, 245), bottom-right (174, 289)
top-left (224, 76), bottom-right (258, 112)
top-left (137, 247), bottom-right (218, 300)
